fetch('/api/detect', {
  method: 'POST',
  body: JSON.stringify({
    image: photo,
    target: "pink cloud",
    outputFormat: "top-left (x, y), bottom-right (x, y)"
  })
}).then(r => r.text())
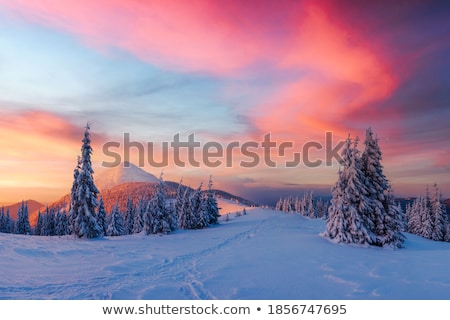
top-left (251, 3), bottom-right (397, 140)
top-left (0, 0), bottom-right (281, 76)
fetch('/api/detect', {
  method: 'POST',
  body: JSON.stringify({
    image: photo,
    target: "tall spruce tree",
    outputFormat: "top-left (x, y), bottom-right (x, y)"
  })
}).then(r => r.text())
top-left (1, 208), bottom-right (14, 233)
top-left (96, 197), bottom-right (108, 236)
top-left (132, 198), bottom-right (145, 234)
top-left (322, 136), bottom-right (374, 245)
top-left (324, 130), bottom-right (404, 247)
top-left (419, 189), bottom-right (433, 239)
top-left (55, 208), bottom-right (69, 236)
top-left (323, 168), bottom-right (351, 243)
top-left (107, 203), bottom-right (124, 236)
top-left (71, 123), bottom-right (102, 238)
top-left (189, 182), bottom-right (208, 229)
top-left (383, 188), bottom-right (406, 248)
top-left (175, 179), bottom-right (185, 224)
top-left (204, 175), bottom-right (220, 225)
top-left (34, 210), bottom-right (43, 235)
top-left (178, 187), bottom-right (192, 229)
top-left (431, 183), bottom-right (446, 241)
top-left (68, 156), bottom-right (81, 234)
top-left (4, 209), bottom-right (13, 233)
top-left (408, 196), bottom-right (422, 234)
top-left (124, 196), bottom-right (135, 235)
top-left (145, 173), bottom-right (172, 234)
top-left (361, 128), bottom-right (389, 245)
top-left (0, 206), bottom-right (4, 233)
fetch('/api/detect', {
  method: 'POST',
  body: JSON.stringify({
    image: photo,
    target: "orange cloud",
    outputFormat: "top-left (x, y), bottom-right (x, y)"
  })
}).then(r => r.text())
top-left (0, 110), bottom-right (107, 203)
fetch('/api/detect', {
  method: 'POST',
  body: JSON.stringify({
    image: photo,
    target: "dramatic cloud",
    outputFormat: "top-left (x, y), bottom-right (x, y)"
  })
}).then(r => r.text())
top-left (0, 0), bottom-right (283, 75)
top-left (0, 0), bottom-right (449, 201)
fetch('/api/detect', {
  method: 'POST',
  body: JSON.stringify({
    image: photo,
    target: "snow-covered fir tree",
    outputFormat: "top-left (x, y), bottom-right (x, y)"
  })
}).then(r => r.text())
top-left (204, 175), bottom-right (220, 225)
top-left (68, 156), bottom-right (81, 234)
top-left (307, 192), bottom-right (317, 218)
top-left (124, 196), bottom-right (135, 235)
top-left (0, 207), bottom-right (15, 233)
top-left (324, 129), bottom-right (405, 248)
top-left (419, 189), bottom-right (433, 239)
top-left (431, 183), bottom-right (446, 241)
top-left (53, 210), bottom-right (61, 235)
top-left (132, 198), bottom-right (145, 234)
top-left (0, 207), bottom-right (3, 232)
top-left (107, 203), bottom-right (124, 236)
top-left (407, 196), bottom-right (422, 234)
top-left (294, 196), bottom-right (301, 213)
top-left (34, 210), bottom-right (43, 235)
top-left (361, 127), bottom-right (405, 247)
top-left (382, 188), bottom-right (406, 248)
top-left (361, 128), bottom-right (387, 243)
top-left (42, 207), bottom-right (56, 236)
top-left (322, 169), bottom-right (350, 243)
top-left (178, 188), bottom-right (194, 230)
top-left (55, 208), bottom-right (69, 236)
top-left (15, 200), bottom-right (31, 235)
top-left (168, 202), bottom-right (178, 231)
top-left (0, 208), bottom-right (13, 233)
top-left (189, 182), bottom-right (208, 229)
top-left (96, 197), bottom-right (108, 236)
top-left (322, 136), bottom-right (374, 245)
top-left (175, 178), bottom-right (185, 223)
top-left (145, 173), bottom-right (172, 234)
top-left (0, 206), bottom-right (7, 233)
top-left (3, 209), bottom-right (13, 233)
top-left (71, 123), bottom-right (102, 238)
top-left (282, 197), bottom-right (290, 213)
top-left (408, 183), bottom-right (448, 242)
top-left (446, 222), bottom-right (450, 242)
top-left (316, 198), bottom-right (329, 219)
top-left (275, 197), bottom-right (283, 211)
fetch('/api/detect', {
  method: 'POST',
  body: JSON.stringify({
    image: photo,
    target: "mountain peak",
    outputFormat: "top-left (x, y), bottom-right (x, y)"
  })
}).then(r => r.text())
top-left (96, 162), bottom-right (159, 190)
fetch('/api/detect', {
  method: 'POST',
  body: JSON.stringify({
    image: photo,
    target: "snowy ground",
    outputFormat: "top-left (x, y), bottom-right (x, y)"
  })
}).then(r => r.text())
top-left (1, 207), bottom-right (450, 300)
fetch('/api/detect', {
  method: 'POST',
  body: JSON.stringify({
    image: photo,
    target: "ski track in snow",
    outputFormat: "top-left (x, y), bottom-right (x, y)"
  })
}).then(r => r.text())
top-left (137, 215), bottom-right (267, 300)
top-left (0, 210), bottom-right (268, 300)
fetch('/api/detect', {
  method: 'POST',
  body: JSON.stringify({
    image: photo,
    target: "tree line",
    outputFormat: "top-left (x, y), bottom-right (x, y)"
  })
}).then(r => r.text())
top-left (322, 127), bottom-right (450, 248)
top-left (274, 191), bottom-right (329, 219)
top-left (405, 183), bottom-right (450, 242)
top-left (0, 123), bottom-right (220, 238)
top-left (0, 201), bottom-right (30, 234)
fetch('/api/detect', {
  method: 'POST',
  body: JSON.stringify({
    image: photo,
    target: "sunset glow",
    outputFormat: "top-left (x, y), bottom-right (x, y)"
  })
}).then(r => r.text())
top-left (0, 0), bottom-right (449, 203)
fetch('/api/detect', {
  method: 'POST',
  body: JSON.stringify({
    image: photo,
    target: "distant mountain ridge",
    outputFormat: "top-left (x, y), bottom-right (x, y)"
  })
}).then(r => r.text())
top-left (45, 162), bottom-right (256, 220)
top-left (2, 200), bottom-right (44, 221)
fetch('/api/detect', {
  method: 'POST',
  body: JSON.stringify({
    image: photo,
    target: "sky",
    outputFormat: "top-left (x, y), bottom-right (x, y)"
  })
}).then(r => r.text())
top-left (0, 0), bottom-right (449, 204)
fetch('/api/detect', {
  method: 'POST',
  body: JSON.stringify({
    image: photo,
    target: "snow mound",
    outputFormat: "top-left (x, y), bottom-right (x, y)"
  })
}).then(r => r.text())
top-left (95, 162), bottom-right (159, 190)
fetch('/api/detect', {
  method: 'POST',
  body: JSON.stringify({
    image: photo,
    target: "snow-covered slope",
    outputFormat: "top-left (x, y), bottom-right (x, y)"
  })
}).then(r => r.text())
top-left (1, 208), bottom-right (450, 300)
top-left (95, 162), bottom-right (159, 190)
top-left (217, 198), bottom-right (248, 215)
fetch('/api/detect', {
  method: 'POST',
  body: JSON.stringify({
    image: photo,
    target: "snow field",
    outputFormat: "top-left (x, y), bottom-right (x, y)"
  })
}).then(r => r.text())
top-left (1, 207), bottom-right (450, 300)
